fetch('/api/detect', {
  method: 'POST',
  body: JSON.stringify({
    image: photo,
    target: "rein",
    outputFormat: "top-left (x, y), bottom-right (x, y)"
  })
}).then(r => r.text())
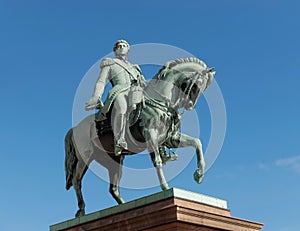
top-left (143, 88), bottom-right (180, 123)
top-left (143, 64), bottom-right (211, 121)
top-left (143, 71), bottom-right (201, 116)
top-left (148, 83), bottom-right (174, 108)
top-left (144, 92), bottom-right (174, 114)
top-left (181, 72), bottom-right (201, 103)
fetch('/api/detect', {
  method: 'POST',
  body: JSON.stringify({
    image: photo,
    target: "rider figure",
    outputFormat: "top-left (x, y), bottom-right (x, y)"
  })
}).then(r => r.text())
top-left (85, 40), bottom-right (146, 156)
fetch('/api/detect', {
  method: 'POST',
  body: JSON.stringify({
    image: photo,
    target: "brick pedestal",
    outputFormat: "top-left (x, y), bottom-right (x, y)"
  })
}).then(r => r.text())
top-left (51, 188), bottom-right (263, 231)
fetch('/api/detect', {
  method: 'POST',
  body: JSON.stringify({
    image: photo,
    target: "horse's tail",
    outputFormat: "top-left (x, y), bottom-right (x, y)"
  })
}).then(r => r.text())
top-left (65, 129), bottom-right (78, 190)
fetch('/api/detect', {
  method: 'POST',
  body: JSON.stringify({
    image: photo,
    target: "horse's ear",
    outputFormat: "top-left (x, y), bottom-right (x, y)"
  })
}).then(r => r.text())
top-left (160, 67), bottom-right (169, 79)
top-left (154, 66), bottom-right (168, 80)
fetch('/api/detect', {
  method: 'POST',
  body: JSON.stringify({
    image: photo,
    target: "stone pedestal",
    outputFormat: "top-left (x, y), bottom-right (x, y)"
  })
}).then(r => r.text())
top-left (50, 188), bottom-right (263, 231)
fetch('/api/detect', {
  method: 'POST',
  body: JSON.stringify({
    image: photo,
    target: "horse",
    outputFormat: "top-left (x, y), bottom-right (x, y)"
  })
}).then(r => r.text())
top-left (65, 57), bottom-right (215, 217)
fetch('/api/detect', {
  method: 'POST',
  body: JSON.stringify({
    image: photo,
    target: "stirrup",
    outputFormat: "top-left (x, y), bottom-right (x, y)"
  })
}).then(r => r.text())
top-left (161, 148), bottom-right (178, 164)
top-left (116, 138), bottom-right (127, 149)
top-left (115, 138), bottom-right (127, 156)
top-left (115, 145), bottom-right (123, 156)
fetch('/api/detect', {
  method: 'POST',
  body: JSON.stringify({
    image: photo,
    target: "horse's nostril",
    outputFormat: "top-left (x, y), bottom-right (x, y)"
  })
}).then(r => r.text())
top-left (186, 101), bottom-right (194, 109)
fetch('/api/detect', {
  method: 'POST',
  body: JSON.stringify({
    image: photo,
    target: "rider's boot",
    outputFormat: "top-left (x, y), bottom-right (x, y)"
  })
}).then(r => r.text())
top-left (114, 114), bottom-right (128, 156)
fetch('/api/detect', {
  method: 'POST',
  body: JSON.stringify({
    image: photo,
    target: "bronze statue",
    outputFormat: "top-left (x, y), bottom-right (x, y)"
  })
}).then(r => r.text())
top-left (65, 45), bottom-right (215, 217)
top-left (85, 40), bottom-right (147, 156)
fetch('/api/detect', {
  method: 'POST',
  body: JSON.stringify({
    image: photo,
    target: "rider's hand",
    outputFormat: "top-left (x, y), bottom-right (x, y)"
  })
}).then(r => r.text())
top-left (85, 97), bottom-right (103, 111)
top-left (86, 97), bottom-right (98, 105)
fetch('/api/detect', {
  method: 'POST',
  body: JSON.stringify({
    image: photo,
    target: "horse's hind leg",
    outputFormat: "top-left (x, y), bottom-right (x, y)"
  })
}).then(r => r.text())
top-left (108, 155), bottom-right (125, 204)
top-left (73, 159), bottom-right (88, 217)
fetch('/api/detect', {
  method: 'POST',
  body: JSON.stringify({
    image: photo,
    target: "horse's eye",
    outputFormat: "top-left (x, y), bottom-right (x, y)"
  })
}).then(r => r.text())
top-left (181, 83), bottom-right (187, 92)
top-left (192, 84), bottom-right (198, 92)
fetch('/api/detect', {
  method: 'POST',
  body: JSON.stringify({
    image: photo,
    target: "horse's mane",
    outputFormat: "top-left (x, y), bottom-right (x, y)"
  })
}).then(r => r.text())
top-left (153, 57), bottom-right (207, 80)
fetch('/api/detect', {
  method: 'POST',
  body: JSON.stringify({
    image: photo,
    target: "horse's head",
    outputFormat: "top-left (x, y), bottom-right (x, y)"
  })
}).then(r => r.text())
top-left (181, 66), bottom-right (215, 110)
top-left (161, 58), bottom-right (215, 110)
top-left (146, 57), bottom-right (215, 111)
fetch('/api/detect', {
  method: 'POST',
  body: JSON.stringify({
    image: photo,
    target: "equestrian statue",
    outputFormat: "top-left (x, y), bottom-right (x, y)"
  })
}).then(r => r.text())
top-left (65, 40), bottom-right (216, 217)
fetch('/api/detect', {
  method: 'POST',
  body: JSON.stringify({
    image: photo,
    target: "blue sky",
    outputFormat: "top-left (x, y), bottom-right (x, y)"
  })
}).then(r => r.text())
top-left (0, 0), bottom-right (299, 230)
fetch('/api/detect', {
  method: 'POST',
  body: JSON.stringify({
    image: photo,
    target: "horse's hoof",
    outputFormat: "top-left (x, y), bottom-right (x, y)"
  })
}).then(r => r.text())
top-left (193, 170), bottom-right (204, 184)
top-left (161, 183), bottom-right (170, 190)
top-left (75, 209), bottom-right (85, 218)
top-left (117, 197), bottom-right (125, 204)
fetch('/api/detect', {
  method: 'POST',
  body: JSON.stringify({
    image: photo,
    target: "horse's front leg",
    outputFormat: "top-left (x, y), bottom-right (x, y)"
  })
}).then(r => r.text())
top-left (168, 132), bottom-right (205, 184)
top-left (145, 128), bottom-right (169, 190)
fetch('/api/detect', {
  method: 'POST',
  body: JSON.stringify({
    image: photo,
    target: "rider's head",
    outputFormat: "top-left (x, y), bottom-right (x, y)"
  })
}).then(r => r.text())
top-left (113, 40), bottom-right (130, 57)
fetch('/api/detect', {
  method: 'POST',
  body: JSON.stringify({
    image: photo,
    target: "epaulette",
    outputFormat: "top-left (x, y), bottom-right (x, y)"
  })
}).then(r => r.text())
top-left (100, 58), bottom-right (114, 68)
top-left (133, 64), bottom-right (142, 74)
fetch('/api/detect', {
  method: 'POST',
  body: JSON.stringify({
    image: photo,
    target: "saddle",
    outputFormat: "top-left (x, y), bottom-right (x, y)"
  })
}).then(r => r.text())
top-left (95, 102), bottom-right (143, 137)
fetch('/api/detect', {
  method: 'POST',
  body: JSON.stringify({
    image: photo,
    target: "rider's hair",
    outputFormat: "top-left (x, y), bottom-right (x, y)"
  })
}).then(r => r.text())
top-left (113, 40), bottom-right (130, 52)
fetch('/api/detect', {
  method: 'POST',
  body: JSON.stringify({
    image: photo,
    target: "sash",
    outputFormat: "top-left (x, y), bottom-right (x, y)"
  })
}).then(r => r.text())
top-left (112, 58), bottom-right (138, 81)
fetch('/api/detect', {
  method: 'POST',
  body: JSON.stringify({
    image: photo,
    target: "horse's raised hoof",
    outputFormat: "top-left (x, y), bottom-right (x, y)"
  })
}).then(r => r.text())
top-left (193, 169), bottom-right (204, 184)
top-left (75, 209), bottom-right (85, 218)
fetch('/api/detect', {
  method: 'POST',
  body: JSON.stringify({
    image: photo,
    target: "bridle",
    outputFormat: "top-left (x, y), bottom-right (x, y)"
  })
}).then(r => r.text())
top-left (180, 67), bottom-right (214, 109)
top-left (144, 67), bottom-right (213, 117)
